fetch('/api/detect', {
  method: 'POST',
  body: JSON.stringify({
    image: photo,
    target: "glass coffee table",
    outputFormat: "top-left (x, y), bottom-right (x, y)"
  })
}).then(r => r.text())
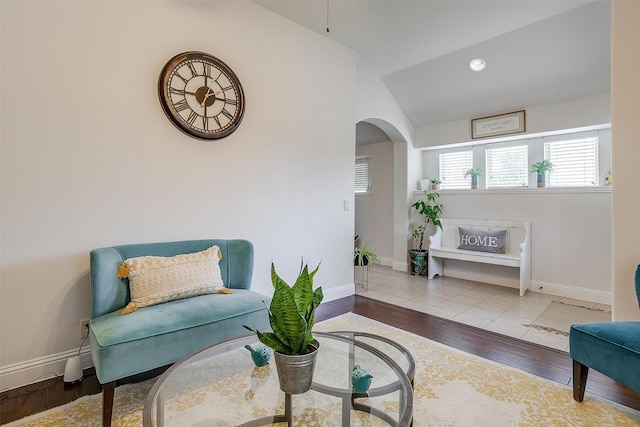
top-left (143, 331), bottom-right (414, 426)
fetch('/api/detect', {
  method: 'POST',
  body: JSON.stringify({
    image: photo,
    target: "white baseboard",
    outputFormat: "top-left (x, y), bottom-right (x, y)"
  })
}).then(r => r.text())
top-left (392, 261), bottom-right (408, 272)
top-left (443, 269), bottom-right (611, 305)
top-left (379, 257), bottom-right (394, 267)
top-left (444, 269), bottom-right (519, 290)
top-left (322, 282), bottom-right (355, 303)
top-left (531, 280), bottom-right (611, 305)
top-left (0, 347), bottom-right (93, 392)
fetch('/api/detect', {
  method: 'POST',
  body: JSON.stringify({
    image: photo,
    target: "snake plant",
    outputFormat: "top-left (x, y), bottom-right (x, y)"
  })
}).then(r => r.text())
top-left (244, 261), bottom-right (323, 355)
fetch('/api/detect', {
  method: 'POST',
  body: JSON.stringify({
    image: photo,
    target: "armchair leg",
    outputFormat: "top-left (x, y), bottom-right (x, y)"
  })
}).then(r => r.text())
top-left (103, 381), bottom-right (115, 427)
top-left (572, 359), bottom-right (589, 402)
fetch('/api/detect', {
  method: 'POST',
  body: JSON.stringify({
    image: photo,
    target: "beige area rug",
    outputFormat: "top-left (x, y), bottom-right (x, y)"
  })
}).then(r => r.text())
top-left (525, 301), bottom-right (612, 336)
top-left (6, 312), bottom-right (639, 427)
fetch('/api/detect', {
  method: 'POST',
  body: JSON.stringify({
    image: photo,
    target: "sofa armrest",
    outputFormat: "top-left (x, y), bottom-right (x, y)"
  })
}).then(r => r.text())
top-left (90, 247), bottom-right (128, 318)
top-left (220, 240), bottom-right (254, 290)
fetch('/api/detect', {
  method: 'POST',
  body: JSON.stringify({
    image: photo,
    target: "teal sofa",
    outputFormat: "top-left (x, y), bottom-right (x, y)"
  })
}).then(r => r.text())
top-left (89, 239), bottom-right (270, 427)
top-left (570, 264), bottom-right (640, 401)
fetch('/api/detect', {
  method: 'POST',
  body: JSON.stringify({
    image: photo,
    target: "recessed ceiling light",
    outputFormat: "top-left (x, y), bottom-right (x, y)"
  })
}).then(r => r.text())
top-left (470, 58), bottom-right (486, 72)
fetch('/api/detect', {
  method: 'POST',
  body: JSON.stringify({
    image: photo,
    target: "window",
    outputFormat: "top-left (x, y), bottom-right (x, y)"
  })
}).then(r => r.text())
top-left (486, 145), bottom-right (528, 188)
top-left (439, 151), bottom-right (472, 189)
top-left (426, 128), bottom-right (608, 190)
top-left (544, 137), bottom-right (599, 186)
top-left (355, 155), bottom-right (371, 194)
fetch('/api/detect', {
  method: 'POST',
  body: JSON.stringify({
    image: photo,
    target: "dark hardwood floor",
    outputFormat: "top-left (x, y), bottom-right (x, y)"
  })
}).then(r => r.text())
top-left (318, 295), bottom-right (640, 411)
top-left (2, 295), bottom-right (639, 424)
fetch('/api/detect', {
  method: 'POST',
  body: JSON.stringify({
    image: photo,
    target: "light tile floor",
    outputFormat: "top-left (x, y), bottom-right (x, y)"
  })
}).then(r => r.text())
top-left (355, 265), bottom-right (612, 352)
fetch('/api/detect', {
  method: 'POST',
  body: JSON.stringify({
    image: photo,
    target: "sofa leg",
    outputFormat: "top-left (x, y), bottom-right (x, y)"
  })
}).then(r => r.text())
top-left (572, 359), bottom-right (589, 402)
top-left (103, 381), bottom-right (115, 427)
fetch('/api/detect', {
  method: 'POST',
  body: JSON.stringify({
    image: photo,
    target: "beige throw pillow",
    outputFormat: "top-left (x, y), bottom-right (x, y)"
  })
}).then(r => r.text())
top-left (117, 245), bottom-right (231, 315)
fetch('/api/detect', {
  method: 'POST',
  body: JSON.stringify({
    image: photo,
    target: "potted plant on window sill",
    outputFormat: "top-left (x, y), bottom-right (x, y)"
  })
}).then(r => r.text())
top-left (430, 178), bottom-right (441, 190)
top-left (464, 166), bottom-right (482, 189)
top-left (244, 261), bottom-right (323, 394)
top-left (410, 190), bottom-right (443, 276)
top-left (529, 160), bottom-right (554, 188)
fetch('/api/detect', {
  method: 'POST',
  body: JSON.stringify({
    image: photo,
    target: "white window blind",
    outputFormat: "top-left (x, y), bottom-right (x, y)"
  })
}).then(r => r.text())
top-left (439, 151), bottom-right (472, 189)
top-left (486, 145), bottom-right (528, 188)
top-left (355, 155), bottom-right (371, 194)
top-left (544, 137), bottom-right (599, 186)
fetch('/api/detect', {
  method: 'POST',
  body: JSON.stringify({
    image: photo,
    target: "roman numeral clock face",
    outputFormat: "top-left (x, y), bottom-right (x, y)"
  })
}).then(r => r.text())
top-left (158, 52), bottom-right (245, 140)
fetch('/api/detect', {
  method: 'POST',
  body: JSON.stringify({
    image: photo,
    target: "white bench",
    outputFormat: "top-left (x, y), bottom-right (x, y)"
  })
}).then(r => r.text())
top-left (427, 219), bottom-right (531, 296)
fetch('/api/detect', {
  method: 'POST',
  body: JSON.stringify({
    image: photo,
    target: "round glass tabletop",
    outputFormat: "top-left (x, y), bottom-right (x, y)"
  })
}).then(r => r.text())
top-left (143, 331), bottom-right (413, 426)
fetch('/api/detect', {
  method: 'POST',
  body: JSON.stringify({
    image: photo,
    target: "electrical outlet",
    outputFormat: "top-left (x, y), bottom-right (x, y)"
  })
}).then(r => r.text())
top-left (80, 319), bottom-right (90, 339)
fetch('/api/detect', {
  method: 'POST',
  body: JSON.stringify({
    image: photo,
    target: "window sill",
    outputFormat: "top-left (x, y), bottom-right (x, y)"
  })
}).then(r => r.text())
top-left (415, 187), bottom-right (612, 195)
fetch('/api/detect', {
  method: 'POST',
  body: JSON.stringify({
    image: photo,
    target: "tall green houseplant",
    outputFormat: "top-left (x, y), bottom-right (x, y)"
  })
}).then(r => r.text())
top-left (411, 190), bottom-right (443, 252)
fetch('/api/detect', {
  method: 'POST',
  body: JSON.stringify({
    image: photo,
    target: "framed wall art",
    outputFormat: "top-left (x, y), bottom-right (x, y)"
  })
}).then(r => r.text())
top-left (471, 110), bottom-right (526, 139)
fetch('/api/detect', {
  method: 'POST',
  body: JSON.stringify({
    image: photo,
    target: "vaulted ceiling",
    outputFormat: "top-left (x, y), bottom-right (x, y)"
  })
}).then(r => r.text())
top-left (252, 0), bottom-right (610, 145)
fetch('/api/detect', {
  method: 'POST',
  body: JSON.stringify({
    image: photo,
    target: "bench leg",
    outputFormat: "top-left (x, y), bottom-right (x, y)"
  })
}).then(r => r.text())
top-left (519, 256), bottom-right (531, 296)
top-left (103, 381), bottom-right (115, 427)
top-left (572, 359), bottom-right (589, 402)
top-left (427, 254), bottom-right (442, 279)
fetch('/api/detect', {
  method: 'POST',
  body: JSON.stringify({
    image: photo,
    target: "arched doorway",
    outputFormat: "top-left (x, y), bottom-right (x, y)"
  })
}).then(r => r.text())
top-left (355, 122), bottom-right (394, 266)
top-left (355, 118), bottom-right (423, 272)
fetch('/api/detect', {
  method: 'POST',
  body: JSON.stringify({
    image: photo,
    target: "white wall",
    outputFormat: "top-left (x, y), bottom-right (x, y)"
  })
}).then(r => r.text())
top-left (356, 68), bottom-right (414, 144)
top-left (415, 93), bottom-right (610, 148)
top-left (0, 0), bottom-right (356, 389)
top-left (416, 96), bottom-right (613, 303)
top-left (413, 188), bottom-right (612, 303)
top-left (355, 142), bottom-right (394, 265)
top-left (611, 0), bottom-right (640, 321)
top-left (355, 68), bottom-right (421, 271)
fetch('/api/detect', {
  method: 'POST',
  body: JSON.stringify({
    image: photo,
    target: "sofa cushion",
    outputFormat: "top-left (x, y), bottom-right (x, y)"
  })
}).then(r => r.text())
top-left (89, 290), bottom-right (271, 383)
top-left (91, 289), bottom-right (269, 347)
top-left (118, 245), bottom-right (229, 314)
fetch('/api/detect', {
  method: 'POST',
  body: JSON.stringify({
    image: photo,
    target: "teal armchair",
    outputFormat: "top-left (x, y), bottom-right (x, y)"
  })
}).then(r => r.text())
top-left (570, 265), bottom-right (640, 401)
top-left (89, 239), bottom-right (271, 426)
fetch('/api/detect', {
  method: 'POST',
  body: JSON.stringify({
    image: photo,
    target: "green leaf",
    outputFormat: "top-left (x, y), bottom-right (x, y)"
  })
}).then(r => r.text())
top-left (256, 330), bottom-right (291, 354)
top-left (271, 262), bottom-right (287, 289)
top-left (295, 313), bottom-right (309, 353)
top-left (266, 305), bottom-right (291, 350)
top-left (270, 279), bottom-right (304, 351)
top-left (292, 264), bottom-right (314, 316)
top-left (312, 286), bottom-right (323, 309)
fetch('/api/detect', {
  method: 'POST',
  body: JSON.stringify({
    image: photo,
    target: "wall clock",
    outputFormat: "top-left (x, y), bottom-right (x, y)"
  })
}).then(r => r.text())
top-left (158, 51), bottom-right (245, 140)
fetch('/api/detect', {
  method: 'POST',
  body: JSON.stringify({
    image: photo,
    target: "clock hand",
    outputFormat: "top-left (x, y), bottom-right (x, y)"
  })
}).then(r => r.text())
top-left (203, 102), bottom-right (207, 127)
top-left (200, 87), bottom-right (216, 107)
top-left (201, 88), bottom-right (211, 107)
